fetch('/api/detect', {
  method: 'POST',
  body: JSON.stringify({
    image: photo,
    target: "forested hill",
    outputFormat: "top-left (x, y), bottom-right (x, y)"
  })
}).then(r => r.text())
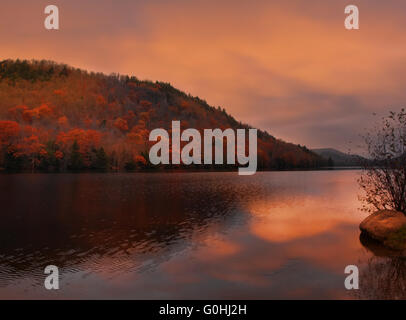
top-left (312, 148), bottom-right (365, 167)
top-left (0, 59), bottom-right (326, 172)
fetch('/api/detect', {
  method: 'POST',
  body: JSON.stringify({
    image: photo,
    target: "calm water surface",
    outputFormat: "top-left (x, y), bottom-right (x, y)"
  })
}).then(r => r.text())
top-left (0, 171), bottom-right (404, 299)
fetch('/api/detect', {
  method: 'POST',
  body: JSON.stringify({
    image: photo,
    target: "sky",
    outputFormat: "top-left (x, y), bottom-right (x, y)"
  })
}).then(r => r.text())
top-left (1, 0), bottom-right (406, 152)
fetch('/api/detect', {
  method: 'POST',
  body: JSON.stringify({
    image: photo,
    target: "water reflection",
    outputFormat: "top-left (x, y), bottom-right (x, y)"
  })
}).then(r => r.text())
top-left (0, 171), bottom-right (392, 299)
top-left (356, 256), bottom-right (406, 299)
top-left (0, 173), bottom-right (247, 284)
top-left (357, 234), bottom-right (406, 299)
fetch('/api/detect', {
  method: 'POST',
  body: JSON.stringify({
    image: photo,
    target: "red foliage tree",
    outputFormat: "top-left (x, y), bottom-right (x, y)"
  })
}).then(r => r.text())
top-left (0, 121), bottom-right (20, 147)
top-left (114, 118), bottom-right (129, 132)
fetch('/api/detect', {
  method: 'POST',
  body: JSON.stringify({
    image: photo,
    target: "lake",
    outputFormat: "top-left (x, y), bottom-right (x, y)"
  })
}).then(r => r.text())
top-left (0, 171), bottom-right (404, 299)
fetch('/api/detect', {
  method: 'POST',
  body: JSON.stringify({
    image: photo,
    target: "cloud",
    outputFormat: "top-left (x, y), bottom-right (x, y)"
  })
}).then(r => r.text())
top-left (1, 0), bottom-right (406, 151)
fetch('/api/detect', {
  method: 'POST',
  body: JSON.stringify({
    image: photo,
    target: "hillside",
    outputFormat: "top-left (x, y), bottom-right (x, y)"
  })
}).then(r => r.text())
top-left (312, 148), bottom-right (364, 167)
top-left (0, 59), bottom-right (326, 172)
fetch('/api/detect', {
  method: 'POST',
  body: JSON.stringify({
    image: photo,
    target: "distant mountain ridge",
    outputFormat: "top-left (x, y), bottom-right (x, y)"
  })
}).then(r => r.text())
top-left (0, 59), bottom-right (327, 172)
top-left (312, 148), bottom-right (364, 167)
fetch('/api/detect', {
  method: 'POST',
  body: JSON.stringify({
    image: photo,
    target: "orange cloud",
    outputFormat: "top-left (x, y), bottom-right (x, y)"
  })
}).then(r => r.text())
top-left (1, 0), bottom-right (406, 150)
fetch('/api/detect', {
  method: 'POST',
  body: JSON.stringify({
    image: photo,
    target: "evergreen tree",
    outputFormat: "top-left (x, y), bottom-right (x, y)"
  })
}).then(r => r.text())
top-left (328, 157), bottom-right (334, 167)
top-left (68, 140), bottom-right (83, 171)
top-left (4, 151), bottom-right (24, 172)
top-left (59, 66), bottom-right (69, 77)
top-left (94, 147), bottom-right (108, 171)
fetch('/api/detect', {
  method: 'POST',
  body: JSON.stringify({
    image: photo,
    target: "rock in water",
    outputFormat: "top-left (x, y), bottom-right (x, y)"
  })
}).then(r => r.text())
top-left (360, 210), bottom-right (406, 243)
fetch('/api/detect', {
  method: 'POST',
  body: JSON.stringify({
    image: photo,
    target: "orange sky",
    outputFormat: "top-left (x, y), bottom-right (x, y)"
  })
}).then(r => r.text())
top-left (1, 0), bottom-right (406, 151)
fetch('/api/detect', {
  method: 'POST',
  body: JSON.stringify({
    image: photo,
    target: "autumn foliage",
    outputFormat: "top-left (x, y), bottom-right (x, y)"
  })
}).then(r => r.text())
top-left (0, 59), bottom-right (326, 172)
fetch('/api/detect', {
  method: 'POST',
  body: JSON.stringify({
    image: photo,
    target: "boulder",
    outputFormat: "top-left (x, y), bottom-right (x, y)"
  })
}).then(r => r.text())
top-left (360, 210), bottom-right (406, 243)
top-left (359, 232), bottom-right (406, 257)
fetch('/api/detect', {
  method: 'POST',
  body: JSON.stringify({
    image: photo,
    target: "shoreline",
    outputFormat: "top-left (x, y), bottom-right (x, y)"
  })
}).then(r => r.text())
top-left (0, 167), bottom-right (362, 175)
